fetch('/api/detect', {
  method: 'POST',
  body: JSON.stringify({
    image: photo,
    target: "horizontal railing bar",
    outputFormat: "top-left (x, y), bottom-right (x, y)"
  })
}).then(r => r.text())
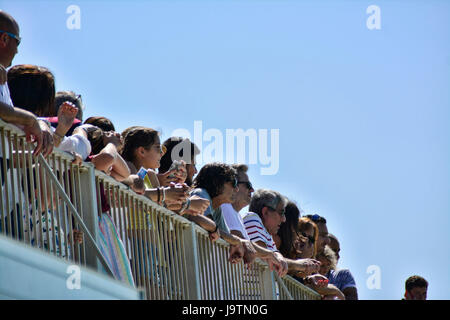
top-left (1, 118), bottom-right (320, 300)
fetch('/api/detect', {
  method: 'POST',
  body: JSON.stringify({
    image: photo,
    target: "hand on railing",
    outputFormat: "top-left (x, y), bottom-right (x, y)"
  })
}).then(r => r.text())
top-left (22, 118), bottom-right (45, 157)
top-left (293, 258), bottom-right (321, 276)
top-left (303, 274), bottom-right (329, 288)
top-left (181, 195), bottom-right (210, 216)
top-left (122, 174), bottom-right (145, 195)
top-left (69, 151), bottom-right (83, 166)
top-left (208, 227), bottom-right (220, 242)
top-left (228, 243), bottom-right (244, 264)
top-left (242, 240), bottom-right (257, 266)
top-left (37, 120), bottom-right (54, 158)
top-left (265, 252), bottom-right (288, 277)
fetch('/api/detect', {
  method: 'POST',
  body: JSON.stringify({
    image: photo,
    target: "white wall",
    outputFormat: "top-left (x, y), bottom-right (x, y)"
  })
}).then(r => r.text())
top-left (0, 236), bottom-right (139, 300)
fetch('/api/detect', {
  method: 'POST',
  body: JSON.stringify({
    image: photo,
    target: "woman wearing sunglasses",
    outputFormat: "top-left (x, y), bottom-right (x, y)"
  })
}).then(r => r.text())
top-left (295, 217), bottom-right (319, 259)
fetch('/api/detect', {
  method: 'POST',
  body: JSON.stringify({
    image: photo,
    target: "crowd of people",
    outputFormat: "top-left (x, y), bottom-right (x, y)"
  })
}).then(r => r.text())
top-left (0, 10), bottom-right (429, 300)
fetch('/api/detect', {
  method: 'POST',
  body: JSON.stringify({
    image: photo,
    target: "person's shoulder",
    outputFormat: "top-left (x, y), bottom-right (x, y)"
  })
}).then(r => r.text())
top-left (335, 268), bottom-right (354, 277)
top-left (221, 203), bottom-right (236, 215)
top-left (334, 268), bottom-right (357, 288)
top-left (191, 187), bottom-right (209, 197)
top-left (243, 212), bottom-right (263, 225)
top-left (243, 211), bottom-right (259, 220)
top-left (221, 203), bottom-right (233, 210)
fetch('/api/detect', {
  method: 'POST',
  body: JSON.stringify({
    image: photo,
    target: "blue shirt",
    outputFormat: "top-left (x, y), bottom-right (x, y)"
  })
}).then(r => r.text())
top-left (326, 269), bottom-right (357, 291)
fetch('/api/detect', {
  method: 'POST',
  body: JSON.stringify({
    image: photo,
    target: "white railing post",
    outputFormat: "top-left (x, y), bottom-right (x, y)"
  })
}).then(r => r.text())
top-left (260, 266), bottom-right (277, 300)
top-left (78, 163), bottom-right (101, 272)
top-left (182, 223), bottom-right (201, 299)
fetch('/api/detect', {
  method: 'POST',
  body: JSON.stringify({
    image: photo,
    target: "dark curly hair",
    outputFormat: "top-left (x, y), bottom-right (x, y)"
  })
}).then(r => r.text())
top-left (193, 162), bottom-right (237, 198)
top-left (405, 275), bottom-right (428, 291)
top-left (119, 126), bottom-right (159, 162)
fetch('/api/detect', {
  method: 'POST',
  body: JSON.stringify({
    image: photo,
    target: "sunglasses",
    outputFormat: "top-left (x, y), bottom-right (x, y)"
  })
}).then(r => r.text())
top-left (0, 30), bottom-right (21, 46)
top-left (237, 180), bottom-right (253, 190)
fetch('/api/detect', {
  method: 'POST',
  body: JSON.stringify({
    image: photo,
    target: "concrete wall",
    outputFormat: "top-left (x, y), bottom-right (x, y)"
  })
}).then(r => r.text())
top-left (0, 236), bottom-right (139, 300)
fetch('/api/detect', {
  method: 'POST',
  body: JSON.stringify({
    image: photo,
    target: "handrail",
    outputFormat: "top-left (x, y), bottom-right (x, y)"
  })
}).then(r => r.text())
top-left (274, 272), bottom-right (294, 300)
top-left (0, 118), bottom-right (320, 300)
top-left (0, 119), bottom-right (114, 276)
top-left (37, 154), bottom-right (113, 277)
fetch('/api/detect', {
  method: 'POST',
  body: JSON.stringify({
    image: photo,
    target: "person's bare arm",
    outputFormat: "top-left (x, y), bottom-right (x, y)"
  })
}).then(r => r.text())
top-left (186, 214), bottom-right (217, 232)
top-left (283, 258), bottom-right (321, 276)
top-left (121, 174), bottom-right (145, 195)
top-left (313, 284), bottom-right (346, 300)
top-left (91, 151), bottom-right (115, 173)
top-left (0, 64), bottom-right (6, 84)
top-left (0, 102), bottom-right (50, 157)
top-left (1, 102), bottom-right (35, 126)
top-left (110, 153), bottom-right (131, 181)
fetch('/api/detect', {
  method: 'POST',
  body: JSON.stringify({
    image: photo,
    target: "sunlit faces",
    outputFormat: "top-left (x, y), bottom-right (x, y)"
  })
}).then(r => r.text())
top-left (235, 172), bottom-right (254, 206)
top-left (0, 24), bottom-right (20, 67)
top-left (406, 287), bottom-right (427, 300)
top-left (329, 236), bottom-right (340, 261)
top-left (295, 226), bottom-right (315, 259)
top-left (262, 202), bottom-right (286, 236)
top-left (215, 181), bottom-right (239, 206)
top-left (140, 136), bottom-right (165, 169)
top-left (316, 222), bottom-right (331, 254)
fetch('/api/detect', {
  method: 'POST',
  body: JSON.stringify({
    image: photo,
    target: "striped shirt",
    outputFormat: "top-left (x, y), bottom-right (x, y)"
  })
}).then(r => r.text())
top-left (243, 212), bottom-right (278, 252)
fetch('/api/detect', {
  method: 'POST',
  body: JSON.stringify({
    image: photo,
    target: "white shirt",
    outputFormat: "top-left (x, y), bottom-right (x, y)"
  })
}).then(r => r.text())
top-left (243, 212), bottom-right (278, 252)
top-left (0, 83), bottom-right (14, 109)
top-left (0, 83), bottom-right (13, 159)
top-left (58, 134), bottom-right (92, 160)
top-left (221, 203), bottom-right (250, 240)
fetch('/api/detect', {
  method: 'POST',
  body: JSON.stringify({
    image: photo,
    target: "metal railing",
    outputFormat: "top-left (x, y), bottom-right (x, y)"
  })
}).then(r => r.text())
top-left (0, 119), bottom-right (112, 275)
top-left (277, 275), bottom-right (322, 300)
top-left (0, 118), bottom-right (320, 300)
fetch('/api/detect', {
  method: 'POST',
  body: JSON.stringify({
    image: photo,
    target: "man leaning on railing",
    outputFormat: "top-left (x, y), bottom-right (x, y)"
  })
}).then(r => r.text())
top-left (189, 162), bottom-right (260, 265)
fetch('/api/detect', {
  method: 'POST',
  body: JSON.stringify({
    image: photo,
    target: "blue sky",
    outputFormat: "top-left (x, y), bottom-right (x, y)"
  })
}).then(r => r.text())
top-left (3, 0), bottom-right (449, 299)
